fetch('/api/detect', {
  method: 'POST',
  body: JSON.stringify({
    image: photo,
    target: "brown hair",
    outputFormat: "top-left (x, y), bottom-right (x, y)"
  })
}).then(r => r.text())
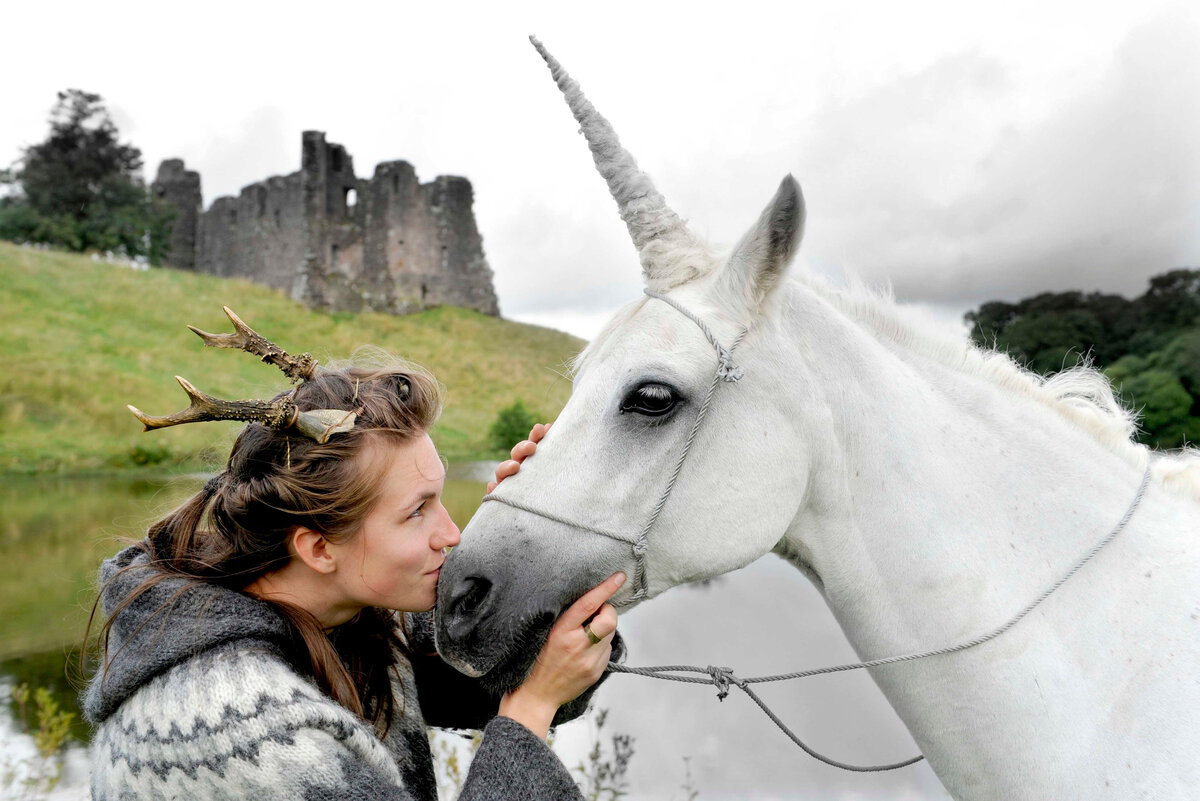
top-left (88, 356), bottom-right (442, 734)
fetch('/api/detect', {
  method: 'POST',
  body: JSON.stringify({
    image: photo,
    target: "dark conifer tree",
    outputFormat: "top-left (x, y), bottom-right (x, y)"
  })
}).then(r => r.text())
top-left (0, 89), bottom-right (172, 261)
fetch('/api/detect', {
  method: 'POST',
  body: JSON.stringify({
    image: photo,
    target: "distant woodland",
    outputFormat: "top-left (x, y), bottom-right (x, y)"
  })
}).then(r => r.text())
top-left (966, 269), bottom-right (1200, 449)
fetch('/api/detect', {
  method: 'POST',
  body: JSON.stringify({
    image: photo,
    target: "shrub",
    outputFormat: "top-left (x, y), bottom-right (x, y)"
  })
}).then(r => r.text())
top-left (125, 442), bottom-right (173, 467)
top-left (488, 399), bottom-right (539, 453)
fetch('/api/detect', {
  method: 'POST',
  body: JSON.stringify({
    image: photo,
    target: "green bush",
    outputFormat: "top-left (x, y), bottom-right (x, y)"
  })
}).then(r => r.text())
top-left (0, 201), bottom-right (43, 243)
top-left (125, 442), bottom-right (173, 467)
top-left (488, 400), bottom-right (539, 453)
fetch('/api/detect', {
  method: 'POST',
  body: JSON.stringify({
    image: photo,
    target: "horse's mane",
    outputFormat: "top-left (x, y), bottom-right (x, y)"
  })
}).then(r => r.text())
top-left (801, 272), bottom-right (1200, 501)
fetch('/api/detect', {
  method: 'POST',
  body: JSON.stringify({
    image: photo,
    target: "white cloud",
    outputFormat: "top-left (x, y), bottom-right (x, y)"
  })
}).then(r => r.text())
top-left (186, 107), bottom-right (293, 204)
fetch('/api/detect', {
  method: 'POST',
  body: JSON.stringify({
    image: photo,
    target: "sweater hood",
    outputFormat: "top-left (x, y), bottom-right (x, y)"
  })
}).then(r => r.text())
top-left (83, 544), bottom-right (296, 725)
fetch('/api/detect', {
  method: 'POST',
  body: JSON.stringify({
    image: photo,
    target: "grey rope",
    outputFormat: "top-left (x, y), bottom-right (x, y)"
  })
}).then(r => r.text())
top-left (481, 494), bottom-right (638, 546)
top-left (608, 462), bottom-right (1153, 772)
top-left (630, 291), bottom-right (747, 598)
top-left (643, 289), bottom-right (744, 382)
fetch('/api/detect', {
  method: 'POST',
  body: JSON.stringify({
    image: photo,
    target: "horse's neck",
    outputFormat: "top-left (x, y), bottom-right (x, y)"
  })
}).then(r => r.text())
top-left (774, 288), bottom-right (1146, 630)
top-left (769, 287), bottom-right (1200, 798)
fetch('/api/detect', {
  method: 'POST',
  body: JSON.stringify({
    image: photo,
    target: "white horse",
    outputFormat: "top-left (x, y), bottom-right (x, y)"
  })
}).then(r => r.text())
top-left (435, 39), bottom-right (1200, 800)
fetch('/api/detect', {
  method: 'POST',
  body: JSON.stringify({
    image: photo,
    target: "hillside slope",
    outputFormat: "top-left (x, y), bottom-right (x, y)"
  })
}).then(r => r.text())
top-left (0, 242), bottom-right (583, 472)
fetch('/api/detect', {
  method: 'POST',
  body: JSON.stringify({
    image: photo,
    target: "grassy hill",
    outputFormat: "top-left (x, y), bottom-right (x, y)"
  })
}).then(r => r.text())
top-left (0, 242), bottom-right (584, 473)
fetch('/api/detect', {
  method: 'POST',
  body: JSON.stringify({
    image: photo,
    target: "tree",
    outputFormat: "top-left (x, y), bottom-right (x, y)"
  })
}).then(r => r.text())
top-left (967, 270), bottom-right (1200, 450)
top-left (1106, 358), bottom-right (1200, 448)
top-left (0, 89), bottom-right (172, 262)
top-left (1138, 269), bottom-right (1200, 331)
top-left (1158, 329), bottom-right (1200, 403)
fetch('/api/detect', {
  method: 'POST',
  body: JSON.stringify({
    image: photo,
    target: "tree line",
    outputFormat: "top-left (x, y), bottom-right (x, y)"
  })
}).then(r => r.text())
top-left (966, 270), bottom-right (1200, 449)
top-left (0, 89), bottom-right (172, 263)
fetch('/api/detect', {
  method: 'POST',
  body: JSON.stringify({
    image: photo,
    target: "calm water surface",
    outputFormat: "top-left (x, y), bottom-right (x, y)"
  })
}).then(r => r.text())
top-left (0, 470), bottom-right (949, 800)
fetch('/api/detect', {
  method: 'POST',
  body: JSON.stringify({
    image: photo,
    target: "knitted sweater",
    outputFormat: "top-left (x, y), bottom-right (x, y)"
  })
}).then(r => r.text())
top-left (84, 546), bottom-right (587, 801)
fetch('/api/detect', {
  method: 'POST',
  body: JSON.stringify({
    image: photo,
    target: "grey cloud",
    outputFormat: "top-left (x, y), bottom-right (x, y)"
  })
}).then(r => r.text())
top-left (805, 11), bottom-right (1200, 309)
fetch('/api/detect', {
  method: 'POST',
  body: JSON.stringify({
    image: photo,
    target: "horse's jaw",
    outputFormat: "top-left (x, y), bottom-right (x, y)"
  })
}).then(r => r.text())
top-left (770, 533), bottom-right (826, 594)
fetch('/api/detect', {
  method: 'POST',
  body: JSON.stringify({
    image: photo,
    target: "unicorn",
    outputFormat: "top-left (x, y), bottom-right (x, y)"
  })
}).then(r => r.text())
top-left (435, 38), bottom-right (1200, 799)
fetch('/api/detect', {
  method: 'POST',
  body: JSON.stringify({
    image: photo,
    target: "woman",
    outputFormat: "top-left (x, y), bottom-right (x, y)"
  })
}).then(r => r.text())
top-left (84, 312), bottom-right (620, 801)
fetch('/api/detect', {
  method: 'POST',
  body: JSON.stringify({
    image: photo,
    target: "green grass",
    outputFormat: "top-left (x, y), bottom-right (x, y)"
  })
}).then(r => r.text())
top-left (0, 241), bottom-right (583, 473)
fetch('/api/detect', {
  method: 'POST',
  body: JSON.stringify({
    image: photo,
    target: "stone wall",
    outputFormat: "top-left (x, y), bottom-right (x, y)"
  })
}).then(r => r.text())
top-left (157, 132), bottom-right (499, 317)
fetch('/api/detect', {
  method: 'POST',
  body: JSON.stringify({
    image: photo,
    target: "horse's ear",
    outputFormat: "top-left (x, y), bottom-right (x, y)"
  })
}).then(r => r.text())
top-left (713, 175), bottom-right (805, 312)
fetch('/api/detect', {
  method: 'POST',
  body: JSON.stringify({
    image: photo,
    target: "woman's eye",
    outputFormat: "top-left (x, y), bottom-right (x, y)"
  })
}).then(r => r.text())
top-left (408, 502), bottom-right (426, 519)
top-left (619, 383), bottom-right (679, 417)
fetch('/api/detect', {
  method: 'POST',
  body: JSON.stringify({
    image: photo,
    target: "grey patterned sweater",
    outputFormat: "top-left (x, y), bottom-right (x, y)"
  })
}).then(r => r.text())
top-left (84, 546), bottom-right (587, 801)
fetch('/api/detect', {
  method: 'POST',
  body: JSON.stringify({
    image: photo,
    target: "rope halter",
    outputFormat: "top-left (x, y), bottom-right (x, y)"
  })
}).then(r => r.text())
top-left (481, 289), bottom-right (747, 602)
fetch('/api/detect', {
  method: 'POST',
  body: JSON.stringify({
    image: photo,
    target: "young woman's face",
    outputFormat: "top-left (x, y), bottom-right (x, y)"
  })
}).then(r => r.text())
top-left (332, 433), bottom-right (460, 613)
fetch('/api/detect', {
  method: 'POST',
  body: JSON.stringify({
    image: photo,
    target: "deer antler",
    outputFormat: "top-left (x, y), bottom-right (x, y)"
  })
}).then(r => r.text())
top-left (128, 309), bottom-right (357, 443)
top-left (127, 377), bottom-right (357, 444)
top-left (128, 376), bottom-right (299, 431)
top-left (188, 306), bottom-right (318, 383)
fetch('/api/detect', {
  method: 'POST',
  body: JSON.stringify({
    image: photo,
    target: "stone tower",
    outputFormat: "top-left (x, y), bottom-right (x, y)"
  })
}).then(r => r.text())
top-left (151, 159), bottom-right (202, 269)
top-left (158, 132), bottom-right (500, 317)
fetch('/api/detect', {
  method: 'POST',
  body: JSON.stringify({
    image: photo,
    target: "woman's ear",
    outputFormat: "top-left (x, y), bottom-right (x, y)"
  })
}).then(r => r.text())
top-left (291, 526), bottom-right (337, 574)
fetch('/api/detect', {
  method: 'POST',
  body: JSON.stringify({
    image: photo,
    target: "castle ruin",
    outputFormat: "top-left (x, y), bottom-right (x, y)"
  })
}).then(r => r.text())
top-left (151, 132), bottom-right (500, 317)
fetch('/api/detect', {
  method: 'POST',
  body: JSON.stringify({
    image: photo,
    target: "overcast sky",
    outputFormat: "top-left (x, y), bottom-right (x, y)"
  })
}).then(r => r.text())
top-left (3, 1), bottom-right (1197, 339)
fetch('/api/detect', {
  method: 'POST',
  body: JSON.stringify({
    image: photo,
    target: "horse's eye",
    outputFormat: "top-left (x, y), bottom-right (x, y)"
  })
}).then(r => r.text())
top-left (619, 383), bottom-right (679, 417)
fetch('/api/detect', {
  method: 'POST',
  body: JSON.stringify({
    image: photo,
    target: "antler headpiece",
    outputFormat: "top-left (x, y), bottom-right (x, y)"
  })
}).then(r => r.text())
top-left (127, 307), bottom-right (356, 444)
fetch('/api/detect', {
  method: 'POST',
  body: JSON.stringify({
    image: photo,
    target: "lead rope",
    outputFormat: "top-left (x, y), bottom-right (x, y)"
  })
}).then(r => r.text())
top-left (481, 290), bottom-right (1155, 773)
top-left (608, 461), bottom-right (1152, 772)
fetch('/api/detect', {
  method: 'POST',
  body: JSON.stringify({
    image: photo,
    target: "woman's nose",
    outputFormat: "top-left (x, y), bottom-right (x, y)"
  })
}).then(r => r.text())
top-left (433, 507), bottom-right (461, 550)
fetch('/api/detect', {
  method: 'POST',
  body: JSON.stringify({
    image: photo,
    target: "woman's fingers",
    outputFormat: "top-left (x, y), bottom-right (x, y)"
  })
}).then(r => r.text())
top-left (493, 459), bottom-right (520, 486)
top-left (503, 572), bottom-right (622, 724)
top-left (584, 603), bottom-right (618, 641)
top-left (492, 422), bottom-right (553, 490)
top-left (510, 439), bottom-right (536, 462)
top-left (558, 573), bottom-right (625, 630)
top-left (529, 422), bottom-right (550, 443)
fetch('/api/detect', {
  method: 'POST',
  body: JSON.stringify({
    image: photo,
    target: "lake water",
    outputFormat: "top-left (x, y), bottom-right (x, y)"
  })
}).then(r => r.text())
top-left (0, 470), bottom-right (949, 800)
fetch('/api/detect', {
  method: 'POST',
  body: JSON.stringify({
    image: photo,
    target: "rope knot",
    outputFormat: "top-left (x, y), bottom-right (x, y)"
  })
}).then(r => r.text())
top-left (706, 665), bottom-right (739, 701)
top-left (716, 348), bottom-right (743, 382)
top-left (632, 540), bottom-right (647, 557)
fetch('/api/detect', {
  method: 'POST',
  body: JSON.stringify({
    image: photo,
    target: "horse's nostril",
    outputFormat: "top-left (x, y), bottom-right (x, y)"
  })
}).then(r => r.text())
top-left (454, 575), bottom-right (493, 617)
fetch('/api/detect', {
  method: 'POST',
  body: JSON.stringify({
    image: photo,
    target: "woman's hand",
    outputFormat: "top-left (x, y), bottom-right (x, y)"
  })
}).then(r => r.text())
top-left (497, 571), bottom-right (624, 739)
top-left (487, 422), bottom-right (550, 494)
